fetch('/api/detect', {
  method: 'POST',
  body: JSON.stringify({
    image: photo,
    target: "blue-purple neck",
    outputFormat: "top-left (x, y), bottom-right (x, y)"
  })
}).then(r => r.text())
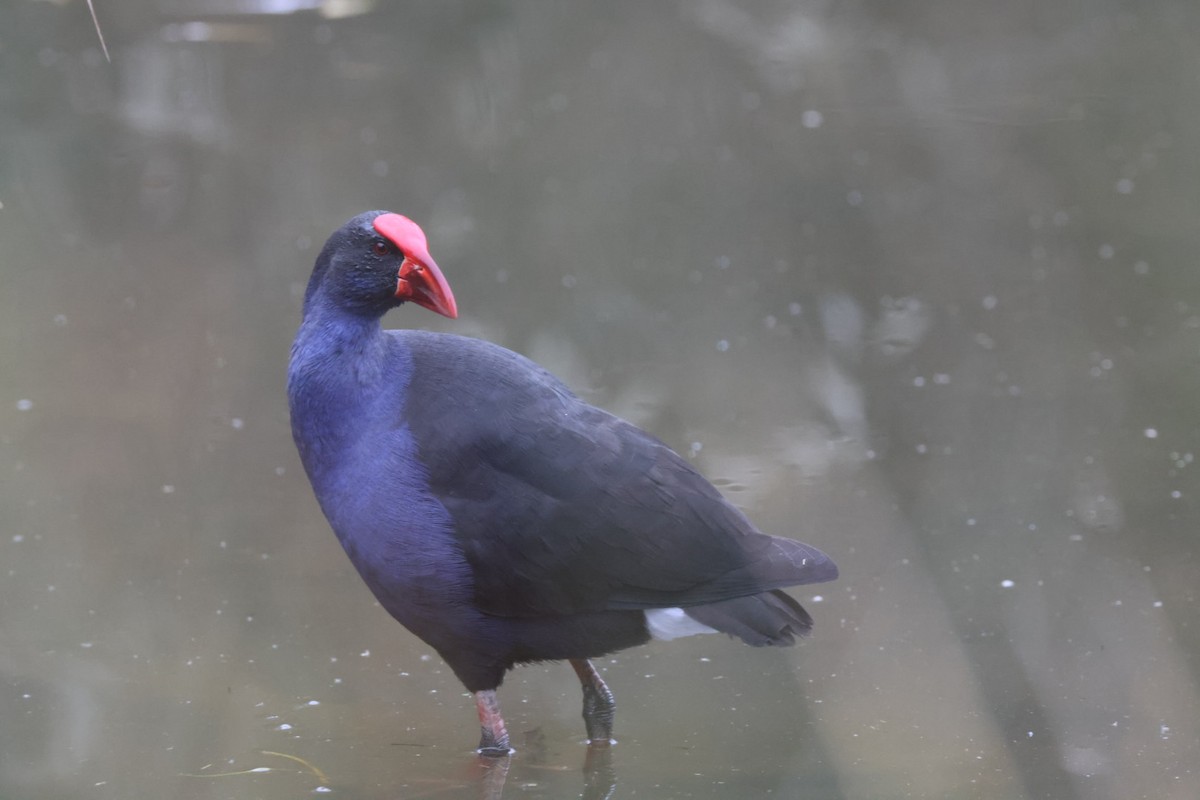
top-left (287, 296), bottom-right (407, 486)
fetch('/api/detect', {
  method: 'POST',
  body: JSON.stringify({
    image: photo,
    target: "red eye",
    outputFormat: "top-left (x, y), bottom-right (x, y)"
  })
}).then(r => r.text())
top-left (372, 241), bottom-right (389, 256)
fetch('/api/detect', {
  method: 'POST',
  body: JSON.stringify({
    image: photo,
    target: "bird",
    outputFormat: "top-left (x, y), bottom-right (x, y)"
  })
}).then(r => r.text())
top-left (287, 210), bottom-right (838, 756)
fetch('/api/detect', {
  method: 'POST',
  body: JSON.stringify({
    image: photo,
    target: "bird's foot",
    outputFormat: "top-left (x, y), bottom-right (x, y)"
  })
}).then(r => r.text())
top-left (570, 659), bottom-right (616, 744)
top-left (474, 689), bottom-right (513, 757)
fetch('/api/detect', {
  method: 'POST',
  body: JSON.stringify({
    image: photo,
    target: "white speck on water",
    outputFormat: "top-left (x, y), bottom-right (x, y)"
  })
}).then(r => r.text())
top-left (371, 160), bottom-right (389, 177)
top-left (276, 723), bottom-right (293, 731)
top-left (495, 269), bottom-right (509, 284)
top-left (801, 109), bottom-right (824, 128)
top-left (12, 534), bottom-right (24, 543)
top-left (1116, 178), bottom-right (1134, 194)
top-left (716, 339), bottom-right (730, 352)
top-left (812, 595), bottom-right (824, 603)
top-left (1171, 490), bottom-right (1182, 499)
top-left (689, 441), bottom-right (703, 457)
top-left (847, 189), bottom-right (863, 207)
top-left (1133, 260), bottom-right (1149, 275)
top-left (561, 274), bottom-right (577, 288)
top-left (982, 295), bottom-right (998, 311)
top-left (763, 314), bottom-right (777, 329)
top-left (22, 693), bottom-right (31, 700)
top-left (360, 649), bottom-right (371, 657)
top-left (913, 376), bottom-right (926, 388)
top-left (53, 314), bottom-right (68, 326)
top-left (274, 466), bottom-right (285, 476)
top-left (80, 642), bottom-right (94, 648)
top-left (915, 444), bottom-right (927, 454)
top-left (966, 518), bottom-right (976, 526)
top-left (1052, 210), bottom-right (1070, 226)
top-left (15, 399), bottom-right (33, 411)
top-left (1028, 523), bottom-right (1038, 531)
top-left (295, 235), bottom-right (312, 251)
top-left (420, 654), bottom-right (432, 662)
top-left (1144, 428), bottom-right (1158, 439)
top-left (250, 767), bottom-right (272, 774)
top-left (314, 785), bottom-right (333, 793)
top-left (1160, 724), bottom-right (1171, 739)
top-left (715, 255), bottom-right (731, 269)
top-left (230, 418), bottom-right (244, 430)
top-left (306, 700), bottom-right (320, 706)
top-left (219, 541), bottom-right (227, 549)
top-left (1153, 601), bottom-right (1163, 608)
top-left (788, 302), bottom-right (803, 316)
top-left (975, 332), bottom-right (995, 349)
top-left (1027, 731), bottom-right (1035, 738)
top-left (933, 373), bottom-right (951, 384)
top-left (1007, 384), bottom-right (1022, 397)
top-left (162, 485), bottom-right (175, 494)
top-left (1000, 579), bottom-right (1015, 588)
top-left (1069, 533), bottom-right (1083, 542)
top-left (1098, 244), bottom-right (1115, 259)
top-left (47, 585), bottom-right (55, 592)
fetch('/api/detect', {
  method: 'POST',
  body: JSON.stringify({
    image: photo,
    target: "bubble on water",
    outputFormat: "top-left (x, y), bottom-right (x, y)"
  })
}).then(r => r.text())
top-left (716, 339), bottom-right (729, 352)
top-left (15, 399), bottom-right (33, 411)
top-left (1000, 579), bottom-right (1015, 588)
top-left (231, 418), bottom-right (244, 430)
top-left (162, 485), bottom-right (176, 494)
top-left (982, 295), bottom-right (998, 311)
top-left (801, 109), bottom-right (824, 129)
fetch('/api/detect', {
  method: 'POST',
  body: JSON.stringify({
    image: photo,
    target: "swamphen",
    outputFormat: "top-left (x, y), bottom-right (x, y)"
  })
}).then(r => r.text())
top-left (288, 211), bottom-right (838, 756)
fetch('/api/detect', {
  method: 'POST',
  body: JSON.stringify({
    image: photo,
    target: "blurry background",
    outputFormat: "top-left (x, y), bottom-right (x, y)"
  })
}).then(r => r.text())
top-left (2, 1), bottom-right (1198, 798)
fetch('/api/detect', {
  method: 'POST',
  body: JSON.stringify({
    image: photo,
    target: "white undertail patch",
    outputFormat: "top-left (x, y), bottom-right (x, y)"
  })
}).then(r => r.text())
top-left (644, 607), bottom-right (720, 641)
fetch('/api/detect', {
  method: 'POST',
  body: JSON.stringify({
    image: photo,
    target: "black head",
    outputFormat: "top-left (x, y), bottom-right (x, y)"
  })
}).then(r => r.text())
top-left (304, 210), bottom-right (457, 319)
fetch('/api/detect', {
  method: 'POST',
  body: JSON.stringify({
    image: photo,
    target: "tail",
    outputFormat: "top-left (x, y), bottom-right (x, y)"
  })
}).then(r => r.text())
top-left (685, 590), bottom-right (814, 646)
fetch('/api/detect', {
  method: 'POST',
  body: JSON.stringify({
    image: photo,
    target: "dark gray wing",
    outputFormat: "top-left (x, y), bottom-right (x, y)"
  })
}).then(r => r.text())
top-left (398, 330), bottom-right (837, 618)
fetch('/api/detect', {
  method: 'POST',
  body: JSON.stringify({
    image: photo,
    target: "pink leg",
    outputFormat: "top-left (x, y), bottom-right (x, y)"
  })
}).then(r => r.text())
top-left (474, 689), bottom-right (512, 756)
top-left (570, 659), bottom-right (616, 745)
